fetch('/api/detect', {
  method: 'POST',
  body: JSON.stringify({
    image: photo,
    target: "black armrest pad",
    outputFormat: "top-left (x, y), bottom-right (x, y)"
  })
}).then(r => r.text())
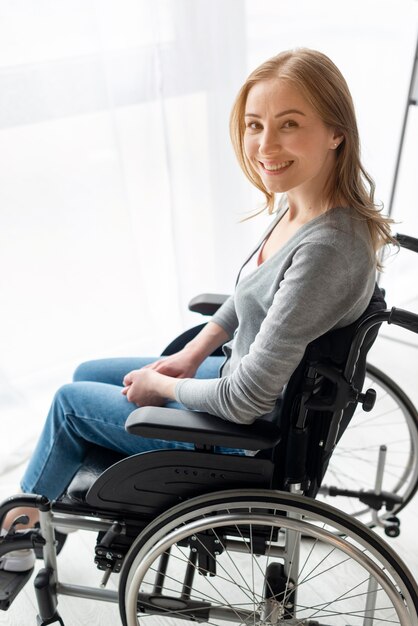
top-left (125, 406), bottom-right (281, 451)
top-left (188, 293), bottom-right (230, 316)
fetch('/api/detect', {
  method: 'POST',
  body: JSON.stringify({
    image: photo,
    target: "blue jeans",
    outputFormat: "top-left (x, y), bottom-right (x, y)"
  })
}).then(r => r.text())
top-left (21, 355), bottom-right (236, 500)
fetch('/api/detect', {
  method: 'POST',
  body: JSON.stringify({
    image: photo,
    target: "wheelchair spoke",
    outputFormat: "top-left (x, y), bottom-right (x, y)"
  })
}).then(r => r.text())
top-left (295, 534), bottom-right (320, 582)
top-left (211, 510), bottom-right (280, 604)
top-left (295, 606), bottom-right (400, 623)
top-left (148, 549), bottom-right (260, 609)
top-left (145, 562), bottom-right (244, 608)
top-left (173, 542), bottom-right (257, 624)
top-left (296, 546), bottom-right (343, 587)
top-left (249, 524), bottom-right (256, 624)
top-left (207, 518), bottom-right (258, 601)
top-left (180, 524), bottom-right (261, 607)
top-left (330, 449), bottom-right (414, 484)
top-left (296, 576), bottom-right (372, 621)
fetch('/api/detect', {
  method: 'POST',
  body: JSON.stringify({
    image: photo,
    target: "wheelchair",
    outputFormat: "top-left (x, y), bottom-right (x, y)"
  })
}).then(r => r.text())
top-left (1, 235), bottom-right (418, 626)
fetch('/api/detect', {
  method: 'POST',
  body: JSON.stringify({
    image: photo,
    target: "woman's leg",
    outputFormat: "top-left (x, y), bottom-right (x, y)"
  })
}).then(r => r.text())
top-left (72, 357), bottom-right (157, 386)
top-left (72, 356), bottom-right (224, 385)
top-left (20, 356), bottom-right (224, 501)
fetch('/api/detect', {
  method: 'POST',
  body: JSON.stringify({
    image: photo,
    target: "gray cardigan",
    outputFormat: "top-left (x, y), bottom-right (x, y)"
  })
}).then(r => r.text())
top-left (175, 207), bottom-right (376, 424)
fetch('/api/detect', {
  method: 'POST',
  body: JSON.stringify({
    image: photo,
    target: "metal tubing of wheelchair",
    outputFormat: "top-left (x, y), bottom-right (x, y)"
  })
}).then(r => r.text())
top-left (370, 446), bottom-right (400, 531)
top-left (0, 494), bottom-right (50, 528)
top-left (181, 549), bottom-right (198, 600)
top-left (56, 582), bottom-right (118, 603)
top-left (136, 596), bottom-right (258, 623)
top-left (344, 311), bottom-right (392, 381)
top-left (39, 510), bottom-right (59, 585)
top-left (285, 487), bottom-right (303, 616)
top-left (374, 445), bottom-right (388, 496)
top-left (364, 575), bottom-right (379, 626)
top-left (51, 515), bottom-right (118, 533)
top-left (395, 233), bottom-right (418, 253)
top-left (346, 307), bottom-right (418, 383)
top-left (224, 538), bottom-right (285, 557)
top-left (324, 409), bottom-right (344, 452)
top-left (153, 548), bottom-right (170, 594)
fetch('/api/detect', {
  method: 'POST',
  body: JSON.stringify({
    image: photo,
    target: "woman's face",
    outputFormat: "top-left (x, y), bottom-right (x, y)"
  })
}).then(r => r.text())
top-left (243, 78), bottom-right (341, 201)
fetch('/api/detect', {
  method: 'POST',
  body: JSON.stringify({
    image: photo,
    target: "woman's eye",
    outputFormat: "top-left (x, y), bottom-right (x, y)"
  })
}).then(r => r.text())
top-left (283, 120), bottom-right (298, 129)
top-left (246, 121), bottom-right (261, 130)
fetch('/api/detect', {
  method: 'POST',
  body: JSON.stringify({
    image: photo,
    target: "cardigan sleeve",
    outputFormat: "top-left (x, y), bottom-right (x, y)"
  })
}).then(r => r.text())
top-left (210, 294), bottom-right (239, 339)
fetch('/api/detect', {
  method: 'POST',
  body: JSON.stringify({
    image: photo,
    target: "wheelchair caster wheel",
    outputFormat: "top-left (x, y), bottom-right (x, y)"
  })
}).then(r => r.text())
top-left (384, 516), bottom-right (401, 538)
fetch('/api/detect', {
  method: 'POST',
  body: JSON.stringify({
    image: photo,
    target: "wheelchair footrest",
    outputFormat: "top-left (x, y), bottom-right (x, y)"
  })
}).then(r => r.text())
top-left (0, 567), bottom-right (34, 610)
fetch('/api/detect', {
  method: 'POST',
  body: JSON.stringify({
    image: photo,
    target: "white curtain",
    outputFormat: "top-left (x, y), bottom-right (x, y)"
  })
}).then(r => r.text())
top-left (0, 0), bottom-right (258, 477)
top-left (0, 0), bottom-right (417, 482)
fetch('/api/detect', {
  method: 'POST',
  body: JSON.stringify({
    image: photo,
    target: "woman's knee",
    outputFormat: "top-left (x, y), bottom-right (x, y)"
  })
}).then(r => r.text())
top-left (72, 357), bottom-right (157, 386)
top-left (53, 382), bottom-right (83, 412)
top-left (72, 359), bottom-right (103, 382)
top-left (52, 381), bottom-right (102, 419)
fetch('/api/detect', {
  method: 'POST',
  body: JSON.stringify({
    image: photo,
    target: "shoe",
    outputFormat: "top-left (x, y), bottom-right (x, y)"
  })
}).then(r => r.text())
top-left (0, 527), bottom-right (36, 572)
top-left (0, 548), bottom-right (35, 572)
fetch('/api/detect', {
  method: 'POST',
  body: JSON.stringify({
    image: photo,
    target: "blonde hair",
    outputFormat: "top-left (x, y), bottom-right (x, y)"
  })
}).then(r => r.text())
top-left (230, 48), bottom-right (394, 265)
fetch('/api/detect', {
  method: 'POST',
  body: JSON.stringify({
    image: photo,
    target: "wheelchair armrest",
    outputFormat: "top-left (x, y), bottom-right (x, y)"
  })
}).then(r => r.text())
top-left (188, 293), bottom-right (230, 316)
top-left (125, 406), bottom-right (281, 451)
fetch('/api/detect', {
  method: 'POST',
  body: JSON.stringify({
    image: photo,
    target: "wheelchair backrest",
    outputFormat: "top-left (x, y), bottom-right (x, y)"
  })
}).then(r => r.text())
top-left (270, 283), bottom-right (386, 496)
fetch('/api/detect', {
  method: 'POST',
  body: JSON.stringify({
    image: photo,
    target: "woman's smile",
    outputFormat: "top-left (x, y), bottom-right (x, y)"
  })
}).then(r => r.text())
top-left (259, 159), bottom-right (294, 174)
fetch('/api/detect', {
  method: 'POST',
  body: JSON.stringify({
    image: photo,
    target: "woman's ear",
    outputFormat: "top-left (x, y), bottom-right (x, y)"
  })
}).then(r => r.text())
top-left (331, 130), bottom-right (345, 149)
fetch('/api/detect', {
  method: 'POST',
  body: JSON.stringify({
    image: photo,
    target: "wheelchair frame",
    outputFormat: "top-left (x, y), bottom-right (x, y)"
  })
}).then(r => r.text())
top-left (318, 362), bottom-right (418, 530)
top-left (1, 235), bottom-right (418, 626)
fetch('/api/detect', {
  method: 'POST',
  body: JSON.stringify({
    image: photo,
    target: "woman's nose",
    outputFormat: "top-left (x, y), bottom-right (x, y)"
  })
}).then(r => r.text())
top-left (259, 127), bottom-right (280, 154)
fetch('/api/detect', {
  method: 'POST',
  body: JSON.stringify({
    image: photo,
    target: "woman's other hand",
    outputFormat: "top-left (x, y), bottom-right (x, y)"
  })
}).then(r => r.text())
top-left (141, 348), bottom-right (200, 379)
top-left (143, 321), bottom-right (228, 379)
top-left (121, 368), bottom-right (176, 407)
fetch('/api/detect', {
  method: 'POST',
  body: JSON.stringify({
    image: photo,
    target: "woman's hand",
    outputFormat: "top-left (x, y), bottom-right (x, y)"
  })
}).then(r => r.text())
top-left (143, 321), bottom-right (229, 379)
top-left (121, 368), bottom-right (176, 407)
top-left (121, 321), bottom-right (229, 407)
top-left (142, 348), bottom-right (200, 379)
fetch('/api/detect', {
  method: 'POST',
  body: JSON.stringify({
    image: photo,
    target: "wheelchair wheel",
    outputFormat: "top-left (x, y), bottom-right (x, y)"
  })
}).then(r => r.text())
top-left (319, 363), bottom-right (418, 526)
top-left (118, 489), bottom-right (418, 626)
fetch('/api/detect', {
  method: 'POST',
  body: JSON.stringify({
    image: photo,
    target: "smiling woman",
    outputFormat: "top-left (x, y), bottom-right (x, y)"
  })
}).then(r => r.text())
top-left (0, 49), bottom-right (395, 567)
top-left (230, 49), bottom-right (393, 261)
